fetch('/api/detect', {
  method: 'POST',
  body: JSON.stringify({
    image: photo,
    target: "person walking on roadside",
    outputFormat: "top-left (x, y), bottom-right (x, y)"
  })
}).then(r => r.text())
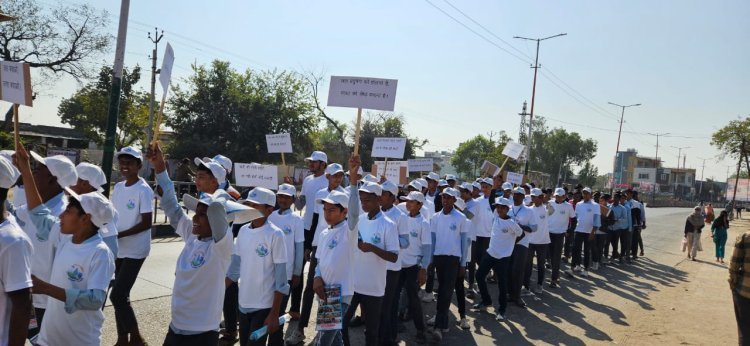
top-left (728, 229), bottom-right (750, 346)
top-left (711, 210), bottom-right (730, 264)
top-left (685, 206), bottom-right (705, 261)
top-left (705, 203), bottom-right (715, 224)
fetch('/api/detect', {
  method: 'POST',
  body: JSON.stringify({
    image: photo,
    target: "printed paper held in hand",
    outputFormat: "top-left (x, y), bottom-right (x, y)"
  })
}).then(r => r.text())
top-left (316, 284), bottom-right (344, 331)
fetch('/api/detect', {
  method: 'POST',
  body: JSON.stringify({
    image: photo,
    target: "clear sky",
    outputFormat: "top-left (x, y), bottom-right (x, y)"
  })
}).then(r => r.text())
top-left (15, 0), bottom-right (750, 183)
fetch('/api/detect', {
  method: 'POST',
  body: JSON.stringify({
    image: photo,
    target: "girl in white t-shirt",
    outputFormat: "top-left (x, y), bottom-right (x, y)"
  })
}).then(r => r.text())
top-left (32, 190), bottom-right (115, 346)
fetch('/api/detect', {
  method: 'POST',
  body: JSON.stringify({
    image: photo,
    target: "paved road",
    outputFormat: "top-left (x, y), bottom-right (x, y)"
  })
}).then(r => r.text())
top-left (98, 207), bottom-right (738, 345)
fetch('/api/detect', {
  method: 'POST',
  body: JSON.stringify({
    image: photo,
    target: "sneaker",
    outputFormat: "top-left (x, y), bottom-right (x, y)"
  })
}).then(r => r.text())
top-left (521, 288), bottom-right (534, 297)
top-left (472, 302), bottom-right (489, 311)
top-left (458, 318), bottom-right (470, 330)
top-left (581, 270), bottom-right (589, 277)
top-left (426, 316), bottom-right (436, 326)
top-left (549, 280), bottom-right (560, 288)
top-left (430, 329), bottom-right (443, 342)
top-left (573, 265), bottom-right (583, 273)
top-left (415, 331), bottom-right (427, 344)
top-left (533, 286), bottom-right (544, 294)
top-left (471, 283), bottom-right (479, 292)
top-left (285, 329), bottom-right (305, 345)
top-left (422, 292), bottom-right (435, 303)
top-left (495, 312), bottom-right (507, 321)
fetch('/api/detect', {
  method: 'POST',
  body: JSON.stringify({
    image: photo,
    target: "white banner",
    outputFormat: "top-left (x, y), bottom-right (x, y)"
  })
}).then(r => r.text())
top-left (373, 160), bottom-right (408, 184)
top-left (159, 43), bottom-right (175, 95)
top-left (408, 158), bottom-right (433, 172)
top-left (327, 76), bottom-right (398, 111)
top-left (372, 137), bottom-right (406, 159)
top-left (0, 61), bottom-right (33, 106)
top-left (502, 141), bottom-right (525, 160)
top-left (265, 133), bottom-right (293, 153)
top-left (234, 163), bottom-right (278, 190)
top-left (506, 171), bottom-right (524, 185)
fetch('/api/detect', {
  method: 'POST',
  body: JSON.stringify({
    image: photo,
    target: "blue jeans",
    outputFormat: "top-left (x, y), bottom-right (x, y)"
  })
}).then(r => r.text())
top-left (316, 303), bottom-right (349, 346)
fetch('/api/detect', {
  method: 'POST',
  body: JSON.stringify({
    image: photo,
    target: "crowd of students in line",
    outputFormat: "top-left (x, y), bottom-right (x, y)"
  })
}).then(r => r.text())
top-left (1, 142), bottom-right (658, 346)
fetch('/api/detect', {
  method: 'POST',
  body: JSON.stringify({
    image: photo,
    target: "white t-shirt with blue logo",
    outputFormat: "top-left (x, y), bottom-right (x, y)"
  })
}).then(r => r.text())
top-left (268, 209), bottom-right (304, 281)
top-left (37, 235), bottom-right (114, 346)
top-left (316, 220), bottom-right (357, 297)
top-left (312, 186), bottom-right (348, 247)
top-left (527, 205), bottom-right (551, 245)
top-left (382, 206), bottom-right (407, 271)
top-left (398, 213), bottom-right (431, 267)
top-left (170, 215), bottom-right (233, 332)
top-left (430, 208), bottom-right (468, 258)
top-left (510, 204), bottom-right (536, 248)
top-left (234, 222), bottom-right (287, 310)
top-left (548, 201), bottom-right (575, 234)
top-left (352, 212), bottom-right (399, 297)
top-left (0, 219), bottom-right (33, 346)
top-left (487, 217), bottom-right (523, 259)
top-left (112, 179), bottom-right (154, 259)
top-left (472, 197), bottom-right (494, 238)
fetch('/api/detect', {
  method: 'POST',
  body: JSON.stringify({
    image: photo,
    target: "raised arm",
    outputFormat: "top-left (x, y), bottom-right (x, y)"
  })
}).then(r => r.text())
top-left (148, 143), bottom-right (188, 230)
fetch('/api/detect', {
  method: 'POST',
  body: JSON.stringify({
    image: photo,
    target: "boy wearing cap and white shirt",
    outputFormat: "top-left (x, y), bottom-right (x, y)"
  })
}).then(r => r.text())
top-left (428, 187), bottom-right (469, 341)
top-left (568, 188), bottom-right (600, 277)
top-left (424, 172), bottom-right (442, 213)
top-left (508, 187), bottom-right (537, 308)
top-left (193, 157), bottom-right (228, 198)
top-left (72, 162), bottom-right (120, 257)
top-left (267, 184), bottom-right (304, 324)
top-left (12, 145), bottom-right (77, 338)
top-left (109, 146), bottom-right (153, 346)
top-left (472, 197), bottom-right (523, 321)
top-left (524, 188), bottom-right (552, 294)
top-left (445, 175), bottom-right (457, 189)
top-left (458, 182), bottom-right (480, 300)
top-left (147, 144), bottom-right (260, 345)
top-left (0, 155), bottom-right (33, 346)
top-left (32, 187), bottom-right (116, 346)
top-left (206, 154), bottom-right (241, 200)
top-left (547, 188), bottom-right (575, 287)
top-left (341, 181), bottom-right (399, 346)
top-left (227, 187), bottom-right (289, 346)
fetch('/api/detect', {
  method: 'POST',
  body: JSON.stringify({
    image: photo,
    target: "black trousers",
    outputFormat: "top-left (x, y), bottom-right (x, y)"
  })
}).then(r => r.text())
top-left (468, 236), bottom-right (491, 286)
top-left (607, 229), bottom-right (620, 258)
top-left (524, 243), bottom-right (549, 287)
top-left (563, 229), bottom-right (575, 258)
top-left (111, 257), bottom-right (146, 337)
top-left (620, 230), bottom-right (633, 260)
top-left (476, 253), bottom-right (510, 314)
top-left (238, 308), bottom-right (283, 346)
top-left (344, 293), bottom-right (383, 346)
top-left (289, 255), bottom-right (306, 313)
top-left (631, 228), bottom-right (644, 258)
top-left (223, 282), bottom-right (239, 333)
top-left (379, 270), bottom-right (401, 345)
top-left (733, 291), bottom-right (750, 346)
top-left (592, 233), bottom-right (608, 263)
top-left (433, 255), bottom-right (460, 329)
top-left (572, 233), bottom-right (592, 269)
top-left (163, 328), bottom-right (219, 346)
top-left (508, 245), bottom-right (528, 301)
top-left (425, 263), bottom-right (436, 294)
top-left (549, 233), bottom-right (565, 281)
top-left (299, 247), bottom-right (318, 329)
top-left (399, 265), bottom-right (426, 332)
top-left (454, 264), bottom-right (467, 319)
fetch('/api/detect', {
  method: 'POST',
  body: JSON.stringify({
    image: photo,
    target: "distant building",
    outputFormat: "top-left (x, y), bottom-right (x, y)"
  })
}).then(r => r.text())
top-left (613, 148), bottom-right (696, 197)
top-left (423, 150), bottom-right (457, 177)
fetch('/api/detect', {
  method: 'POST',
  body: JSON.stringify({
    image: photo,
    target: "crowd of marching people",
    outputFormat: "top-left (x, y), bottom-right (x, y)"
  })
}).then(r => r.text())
top-left (0, 141), bottom-right (660, 346)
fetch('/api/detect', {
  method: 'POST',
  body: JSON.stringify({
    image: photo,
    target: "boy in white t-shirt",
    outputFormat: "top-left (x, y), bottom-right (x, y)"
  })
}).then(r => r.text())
top-left (71, 162), bottom-right (119, 257)
top-left (0, 155), bottom-right (33, 346)
top-left (109, 146), bottom-right (153, 346)
top-left (524, 188), bottom-right (552, 295)
top-left (33, 189), bottom-right (116, 346)
top-left (227, 187), bottom-right (288, 346)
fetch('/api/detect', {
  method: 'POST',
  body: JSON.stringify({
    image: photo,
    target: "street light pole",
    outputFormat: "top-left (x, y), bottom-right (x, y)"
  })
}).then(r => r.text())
top-left (513, 33), bottom-right (567, 177)
top-left (608, 102), bottom-right (641, 191)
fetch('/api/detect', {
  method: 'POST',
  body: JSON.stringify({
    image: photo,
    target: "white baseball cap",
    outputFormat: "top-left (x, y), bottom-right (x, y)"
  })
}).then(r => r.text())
top-left (459, 182), bottom-right (473, 191)
top-left (115, 146), bottom-right (143, 161)
top-left (481, 178), bottom-right (493, 186)
top-left (512, 187), bottom-right (525, 195)
top-left (277, 183), bottom-right (296, 197)
top-left (495, 197), bottom-right (513, 208)
top-left (30, 151), bottom-right (78, 188)
top-left (0, 156), bottom-right (19, 189)
top-left (553, 188), bottom-right (566, 197)
top-left (530, 188), bottom-right (543, 197)
top-left (425, 172), bottom-right (440, 181)
top-left (472, 182), bottom-right (481, 190)
top-left (445, 174), bottom-right (457, 182)
top-left (76, 163), bottom-right (106, 193)
top-left (358, 181), bottom-right (383, 196)
top-left (0, 150), bottom-right (14, 162)
top-left (454, 198), bottom-right (466, 210)
top-left (325, 163), bottom-right (344, 176)
top-left (211, 155), bottom-right (233, 173)
top-left (316, 190), bottom-right (350, 207)
top-left (381, 180), bottom-right (398, 196)
top-left (305, 151), bottom-right (328, 163)
top-left (417, 178), bottom-right (428, 189)
top-left (407, 180), bottom-right (422, 191)
top-left (502, 182), bottom-right (513, 190)
top-left (194, 158), bottom-right (227, 184)
top-left (399, 191), bottom-right (425, 204)
top-left (438, 179), bottom-right (449, 187)
top-left (240, 187), bottom-right (277, 207)
top-left (65, 188), bottom-right (115, 229)
top-left (183, 191), bottom-right (263, 228)
top-left (582, 187), bottom-right (592, 194)
top-left (363, 174), bottom-right (380, 183)
top-left (440, 187), bottom-right (460, 199)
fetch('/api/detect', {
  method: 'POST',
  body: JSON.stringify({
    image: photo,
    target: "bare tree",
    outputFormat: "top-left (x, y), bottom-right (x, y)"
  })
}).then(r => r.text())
top-left (302, 69), bottom-right (348, 146)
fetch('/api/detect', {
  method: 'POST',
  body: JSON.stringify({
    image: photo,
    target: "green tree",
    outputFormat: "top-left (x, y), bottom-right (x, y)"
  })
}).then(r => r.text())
top-left (58, 65), bottom-right (149, 148)
top-left (712, 117), bottom-right (750, 160)
top-left (355, 113), bottom-right (427, 171)
top-left (451, 135), bottom-right (495, 179)
top-left (577, 162), bottom-right (599, 187)
top-left (167, 60), bottom-right (319, 165)
top-left (314, 120), bottom-right (350, 166)
top-left (530, 121), bottom-right (598, 186)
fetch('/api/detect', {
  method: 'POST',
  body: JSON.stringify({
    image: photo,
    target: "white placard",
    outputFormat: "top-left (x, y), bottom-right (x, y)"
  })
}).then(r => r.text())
top-left (480, 160), bottom-right (501, 177)
top-left (265, 133), bottom-right (293, 153)
top-left (502, 141), bottom-right (525, 160)
top-left (372, 137), bottom-right (406, 159)
top-left (408, 158), bottom-right (433, 172)
top-left (327, 76), bottom-right (398, 111)
top-left (159, 43), bottom-right (175, 95)
top-left (374, 160), bottom-right (408, 183)
top-left (506, 171), bottom-right (524, 185)
top-left (234, 162), bottom-right (278, 190)
top-left (0, 61), bottom-right (32, 106)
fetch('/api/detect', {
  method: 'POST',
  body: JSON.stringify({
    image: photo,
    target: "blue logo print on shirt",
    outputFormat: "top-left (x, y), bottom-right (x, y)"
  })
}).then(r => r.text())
top-left (282, 225), bottom-right (292, 235)
top-left (66, 264), bottom-right (84, 282)
top-left (126, 200), bottom-right (136, 210)
top-left (328, 238), bottom-right (338, 249)
top-left (255, 243), bottom-right (269, 257)
top-left (449, 223), bottom-right (457, 231)
top-left (190, 251), bottom-right (206, 268)
top-left (370, 234), bottom-right (382, 244)
top-left (410, 230), bottom-right (419, 238)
